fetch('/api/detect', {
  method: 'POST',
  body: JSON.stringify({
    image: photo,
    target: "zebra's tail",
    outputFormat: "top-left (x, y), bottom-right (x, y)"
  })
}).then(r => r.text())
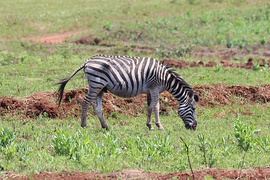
top-left (56, 64), bottom-right (85, 107)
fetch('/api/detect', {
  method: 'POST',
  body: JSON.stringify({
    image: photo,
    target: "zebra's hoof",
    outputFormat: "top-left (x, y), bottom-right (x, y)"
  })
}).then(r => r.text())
top-left (102, 125), bottom-right (109, 131)
top-left (158, 126), bottom-right (164, 130)
top-left (156, 123), bottom-right (164, 130)
top-left (146, 124), bottom-right (154, 130)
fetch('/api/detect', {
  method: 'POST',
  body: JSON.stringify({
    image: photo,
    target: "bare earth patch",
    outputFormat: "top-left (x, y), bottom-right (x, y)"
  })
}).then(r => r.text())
top-left (1, 83), bottom-right (270, 119)
top-left (162, 58), bottom-right (270, 70)
top-left (25, 30), bottom-right (88, 44)
top-left (3, 167), bottom-right (270, 179)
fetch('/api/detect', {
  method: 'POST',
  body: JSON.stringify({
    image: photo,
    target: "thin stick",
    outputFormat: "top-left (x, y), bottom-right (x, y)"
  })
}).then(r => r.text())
top-left (180, 137), bottom-right (195, 180)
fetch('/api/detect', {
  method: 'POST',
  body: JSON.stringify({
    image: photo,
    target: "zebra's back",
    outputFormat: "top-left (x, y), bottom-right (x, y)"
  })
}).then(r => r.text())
top-left (84, 55), bottom-right (164, 97)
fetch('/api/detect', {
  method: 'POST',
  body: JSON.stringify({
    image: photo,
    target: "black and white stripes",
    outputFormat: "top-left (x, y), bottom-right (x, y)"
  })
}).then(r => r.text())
top-left (57, 54), bottom-right (199, 130)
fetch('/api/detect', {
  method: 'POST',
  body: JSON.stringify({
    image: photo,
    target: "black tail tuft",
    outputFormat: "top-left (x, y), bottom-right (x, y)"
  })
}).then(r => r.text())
top-left (56, 78), bottom-right (69, 107)
top-left (55, 62), bottom-right (85, 107)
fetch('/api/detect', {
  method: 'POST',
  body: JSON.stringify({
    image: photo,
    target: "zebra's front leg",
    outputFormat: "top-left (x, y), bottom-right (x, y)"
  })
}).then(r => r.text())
top-left (153, 101), bottom-right (164, 130)
top-left (150, 91), bottom-right (164, 130)
top-left (94, 91), bottom-right (108, 130)
top-left (147, 92), bottom-right (164, 130)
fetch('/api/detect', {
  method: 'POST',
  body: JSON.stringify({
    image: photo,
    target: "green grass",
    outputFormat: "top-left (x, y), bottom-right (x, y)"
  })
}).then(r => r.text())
top-left (0, 104), bottom-right (269, 175)
top-left (0, 0), bottom-right (262, 37)
top-left (1, 0), bottom-right (270, 49)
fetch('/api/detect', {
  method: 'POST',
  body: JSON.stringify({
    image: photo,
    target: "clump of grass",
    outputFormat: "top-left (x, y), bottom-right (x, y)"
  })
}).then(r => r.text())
top-left (0, 128), bottom-right (16, 166)
top-left (156, 44), bottom-right (194, 59)
top-left (0, 128), bottom-right (15, 148)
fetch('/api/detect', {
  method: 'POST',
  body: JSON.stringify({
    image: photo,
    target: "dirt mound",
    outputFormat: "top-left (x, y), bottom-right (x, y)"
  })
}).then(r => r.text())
top-left (194, 44), bottom-right (270, 61)
top-left (1, 84), bottom-right (270, 119)
top-left (194, 83), bottom-right (270, 107)
top-left (3, 167), bottom-right (270, 179)
top-left (162, 58), bottom-right (270, 70)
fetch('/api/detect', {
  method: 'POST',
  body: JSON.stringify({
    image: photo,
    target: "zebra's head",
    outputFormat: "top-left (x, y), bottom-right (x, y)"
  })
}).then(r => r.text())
top-left (178, 90), bottom-right (199, 130)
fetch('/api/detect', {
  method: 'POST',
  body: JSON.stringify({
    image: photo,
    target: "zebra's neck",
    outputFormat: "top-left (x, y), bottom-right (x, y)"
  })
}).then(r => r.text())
top-left (165, 70), bottom-right (192, 103)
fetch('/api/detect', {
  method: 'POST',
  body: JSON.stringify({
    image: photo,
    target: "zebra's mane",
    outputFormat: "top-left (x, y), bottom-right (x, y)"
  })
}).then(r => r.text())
top-left (92, 54), bottom-right (136, 58)
top-left (165, 65), bottom-right (192, 89)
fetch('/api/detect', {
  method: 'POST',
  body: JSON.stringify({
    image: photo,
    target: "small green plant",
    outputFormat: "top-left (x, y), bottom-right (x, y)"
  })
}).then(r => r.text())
top-left (52, 129), bottom-right (93, 162)
top-left (0, 128), bottom-right (15, 148)
top-left (234, 118), bottom-right (255, 151)
top-left (207, 142), bottom-right (217, 168)
top-left (52, 129), bottom-right (73, 156)
top-left (234, 118), bottom-right (256, 169)
top-left (252, 61), bottom-right (269, 71)
top-left (156, 46), bottom-right (172, 58)
top-left (226, 39), bottom-right (233, 48)
top-left (260, 39), bottom-right (266, 45)
top-left (214, 64), bottom-right (224, 72)
top-left (197, 134), bottom-right (207, 166)
top-left (103, 21), bottom-right (113, 31)
top-left (186, 0), bottom-right (199, 5)
top-left (0, 51), bottom-right (17, 66)
top-left (16, 144), bottom-right (30, 162)
top-left (125, 134), bottom-right (173, 161)
top-left (0, 128), bottom-right (16, 169)
top-left (197, 134), bottom-right (216, 168)
top-left (2, 144), bottom-right (16, 161)
top-left (261, 63), bottom-right (269, 71)
top-left (255, 136), bottom-right (270, 152)
top-left (156, 44), bottom-right (194, 59)
top-left (174, 44), bottom-right (194, 59)
top-left (101, 131), bottom-right (122, 157)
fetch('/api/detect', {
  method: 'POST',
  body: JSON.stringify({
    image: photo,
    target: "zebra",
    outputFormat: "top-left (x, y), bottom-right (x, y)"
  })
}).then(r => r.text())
top-left (57, 54), bottom-right (199, 130)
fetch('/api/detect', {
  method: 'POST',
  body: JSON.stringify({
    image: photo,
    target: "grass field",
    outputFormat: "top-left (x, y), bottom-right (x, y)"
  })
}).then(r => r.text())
top-left (0, 0), bottom-right (270, 178)
top-left (0, 105), bottom-right (270, 174)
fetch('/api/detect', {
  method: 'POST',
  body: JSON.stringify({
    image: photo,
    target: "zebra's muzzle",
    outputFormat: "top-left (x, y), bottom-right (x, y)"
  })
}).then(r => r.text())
top-left (185, 121), bottom-right (197, 130)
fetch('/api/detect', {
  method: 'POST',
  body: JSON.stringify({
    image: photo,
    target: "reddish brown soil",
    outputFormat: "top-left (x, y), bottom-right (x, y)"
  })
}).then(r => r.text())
top-left (3, 167), bottom-right (270, 179)
top-left (1, 83), bottom-right (270, 119)
top-left (163, 58), bottom-right (270, 70)
top-left (25, 30), bottom-right (88, 44)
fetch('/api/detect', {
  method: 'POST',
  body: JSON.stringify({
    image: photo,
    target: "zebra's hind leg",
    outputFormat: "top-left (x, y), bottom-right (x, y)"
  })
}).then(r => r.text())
top-left (81, 94), bottom-right (92, 127)
top-left (94, 90), bottom-right (108, 130)
top-left (146, 94), bottom-right (154, 130)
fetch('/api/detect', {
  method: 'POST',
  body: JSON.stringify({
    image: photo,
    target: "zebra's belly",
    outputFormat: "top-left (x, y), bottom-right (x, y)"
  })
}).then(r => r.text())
top-left (106, 86), bottom-right (148, 98)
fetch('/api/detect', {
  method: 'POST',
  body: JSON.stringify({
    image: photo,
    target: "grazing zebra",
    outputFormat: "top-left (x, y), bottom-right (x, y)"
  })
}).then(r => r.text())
top-left (57, 55), bottom-right (199, 130)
